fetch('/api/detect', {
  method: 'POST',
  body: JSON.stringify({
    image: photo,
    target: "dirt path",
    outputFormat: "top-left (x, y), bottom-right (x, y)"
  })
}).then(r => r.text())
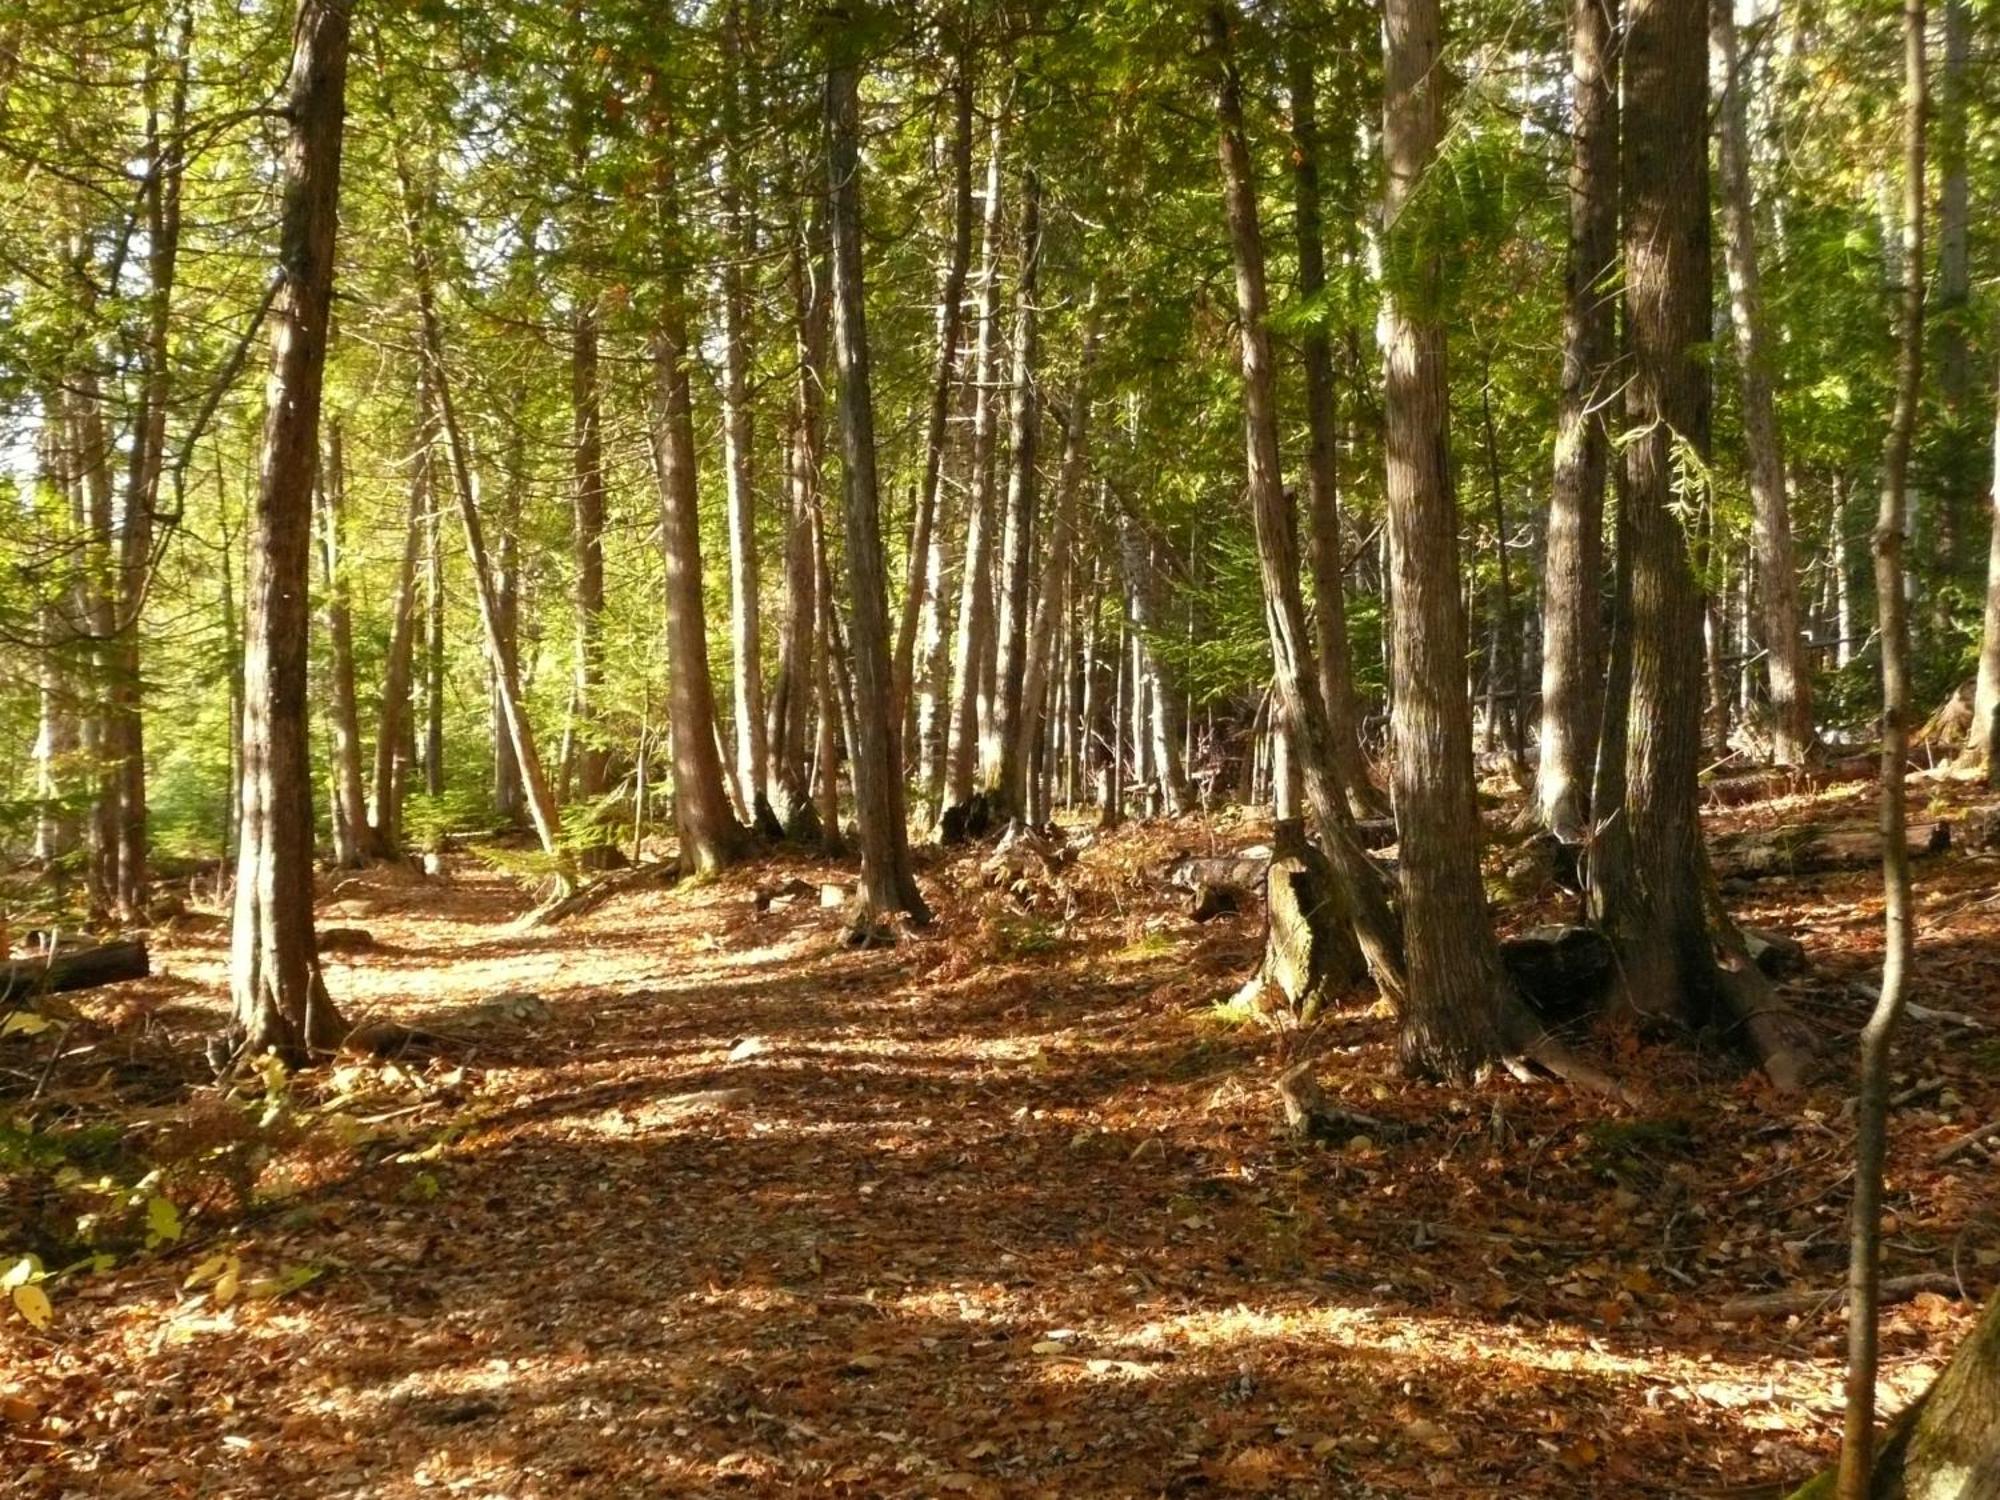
top-left (8, 808), bottom-right (1994, 1497)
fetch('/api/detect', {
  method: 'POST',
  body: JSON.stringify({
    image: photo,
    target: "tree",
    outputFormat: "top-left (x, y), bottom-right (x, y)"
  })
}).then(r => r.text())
top-left (824, 33), bottom-right (929, 925)
top-left (227, 0), bottom-right (352, 1063)
top-left (1712, 0), bottom-right (1813, 766)
top-left (1534, 0), bottom-right (1618, 839)
top-left (1590, 0), bottom-right (1807, 1088)
top-left (315, 419), bottom-right (368, 868)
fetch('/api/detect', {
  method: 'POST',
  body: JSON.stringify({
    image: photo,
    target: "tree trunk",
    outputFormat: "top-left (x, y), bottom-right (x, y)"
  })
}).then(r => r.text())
top-left (894, 50), bottom-right (975, 733)
top-left (943, 113), bottom-right (1007, 817)
top-left (1934, 0), bottom-right (1972, 579)
top-left (1537, 0), bottom-right (1619, 838)
top-left (421, 450), bottom-right (445, 800)
top-left (1592, 0), bottom-right (1808, 1088)
top-left (1712, 0), bottom-right (1814, 766)
top-left (398, 153), bottom-right (565, 869)
top-left (1288, 44), bottom-right (1388, 821)
top-left (1479, 363), bottom-right (1528, 780)
top-left (999, 305), bottom-right (1098, 821)
top-left (229, 0), bottom-right (350, 1064)
top-left (492, 402), bottom-right (525, 827)
top-left (1840, 6), bottom-right (1924, 1490)
top-left (824, 45), bottom-right (929, 925)
top-left (988, 167), bottom-right (1042, 792)
top-left (649, 140), bottom-right (746, 878)
top-left (571, 295), bottom-right (612, 859)
top-left (1210, 0), bottom-right (1403, 1012)
top-left (368, 379), bottom-right (432, 858)
top-left (316, 420), bottom-right (369, 868)
top-left (1973, 376), bottom-right (2000, 783)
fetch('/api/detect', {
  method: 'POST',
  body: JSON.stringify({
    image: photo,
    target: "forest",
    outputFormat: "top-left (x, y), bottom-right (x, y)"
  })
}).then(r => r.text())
top-left (2, 0), bottom-right (1998, 1493)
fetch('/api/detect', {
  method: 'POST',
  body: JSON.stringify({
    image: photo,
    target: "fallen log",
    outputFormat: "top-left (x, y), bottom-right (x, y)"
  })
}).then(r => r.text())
top-left (1933, 1116), bottom-right (2000, 1167)
top-left (1710, 818), bottom-right (1949, 881)
top-left (1717, 1271), bottom-right (1962, 1323)
top-left (0, 939), bottom-right (150, 1005)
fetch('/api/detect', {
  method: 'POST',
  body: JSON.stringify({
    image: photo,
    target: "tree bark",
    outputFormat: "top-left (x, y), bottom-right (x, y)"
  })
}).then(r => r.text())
top-left (492, 400), bottom-right (526, 827)
top-left (1288, 44), bottom-right (1387, 822)
top-left (229, 0), bottom-right (351, 1064)
top-left (1210, 0), bottom-right (1404, 1012)
top-left (987, 167), bottom-right (1042, 792)
top-left (649, 135), bottom-right (746, 878)
top-left (1840, 6), bottom-right (1924, 1490)
top-left (824, 43), bottom-right (929, 924)
top-left (943, 113), bottom-right (1007, 817)
top-left (1712, 0), bottom-right (1814, 766)
top-left (570, 295), bottom-right (612, 859)
top-left (894, 49), bottom-right (975, 734)
top-left (316, 420), bottom-right (369, 868)
top-left (1592, 0), bottom-right (1807, 1088)
top-left (1536, 0), bottom-right (1618, 839)
top-left (368, 379), bottom-right (432, 858)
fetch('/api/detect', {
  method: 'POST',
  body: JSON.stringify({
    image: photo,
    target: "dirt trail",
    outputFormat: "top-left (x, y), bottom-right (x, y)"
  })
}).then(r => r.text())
top-left (8, 805), bottom-right (1996, 1498)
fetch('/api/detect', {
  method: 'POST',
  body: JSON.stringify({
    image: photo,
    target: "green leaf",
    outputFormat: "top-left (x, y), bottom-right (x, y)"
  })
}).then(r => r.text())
top-left (2, 1255), bottom-right (42, 1290)
top-left (145, 1196), bottom-right (183, 1247)
top-left (0, 1012), bottom-right (51, 1038)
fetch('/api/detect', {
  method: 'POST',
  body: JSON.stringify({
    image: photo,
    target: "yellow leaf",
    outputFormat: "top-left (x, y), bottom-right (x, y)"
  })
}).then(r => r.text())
top-left (11, 1284), bottom-right (52, 1329)
top-left (0, 1011), bottom-right (51, 1037)
top-left (213, 1261), bottom-right (241, 1307)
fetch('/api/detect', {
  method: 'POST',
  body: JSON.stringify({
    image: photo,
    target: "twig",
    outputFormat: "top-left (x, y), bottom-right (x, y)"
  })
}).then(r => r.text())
top-left (1717, 1271), bottom-right (1961, 1322)
top-left (1931, 1116), bottom-right (2000, 1167)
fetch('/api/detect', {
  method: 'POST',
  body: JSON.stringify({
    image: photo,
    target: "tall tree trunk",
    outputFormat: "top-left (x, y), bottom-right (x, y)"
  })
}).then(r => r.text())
top-left (317, 420), bottom-right (368, 868)
top-left (1210, 1), bottom-right (1405, 1011)
top-left (1288, 43), bottom-right (1387, 821)
top-left (999, 306), bottom-right (1098, 821)
top-left (1479, 363), bottom-right (1528, 781)
top-left (1591, 0), bottom-right (1806, 1087)
top-left (1712, 0), bottom-right (1814, 766)
top-left (229, 0), bottom-right (350, 1063)
top-left (1115, 508), bottom-right (1191, 815)
top-left (650, 140), bottom-right (747, 877)
top-left (1934, 0), bottom-right (1972, 578)
top-left (421, 458), bottom-right (445, 800)
top-left (1373, 0), bottom-right (1527, 1072)
top-left (768, 203), bottom-right (826, 836)
top-left (720, 0), bottom-right (774, 834)
top-left (943, 114), bottom-right (1007, 816)
top-left (824, 43), bottom-right (929, 924)
top-left (570, 295), bottom-right (611, 858)
top-left (1840, 5), bottom-right (1924, 1490)
top-left (987, 168), bottom-right (1042, 790)
top-left (368, 379), bottom-right (432, 857)
top-left (1973, 378), bottom-right (2000, 783)
top-left (894, 49), bottom-right (975, 730)
top-left (1535, 0), bottom-right (1618, 838)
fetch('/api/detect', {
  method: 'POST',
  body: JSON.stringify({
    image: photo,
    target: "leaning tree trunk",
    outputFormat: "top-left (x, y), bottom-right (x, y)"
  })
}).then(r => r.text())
top-left (229, 0), bottom-right (351, 1064)
top-left (1288, 43), bottom-right (1388, 822)
top-left (316, 420), bottom-right (369, 868)
top-left (1840, 7), bottom-right (1925, 1491)
top-left (1373, 0), bottom-right (1528, 1075)
top-left (824, 43), bottom-right (929, 926)
top-left (1591, 0), bottom-right (1809, 1088)
top-left (1210, 0), bottom-right (1403, 1009)
top-left (649, 136), bottom-right (746, 877)
top-left (1535, 0), bottom-right (1618, 839)
top-left (492, 399), bottom-right (526, 827)
top-left (1712, 0), bottom-right (1814, 767)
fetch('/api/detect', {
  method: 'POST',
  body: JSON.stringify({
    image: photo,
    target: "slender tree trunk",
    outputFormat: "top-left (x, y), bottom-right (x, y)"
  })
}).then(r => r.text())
top-left (316, 420), bottom-right (368, 868)
top-left (824, 45), bottom-right (929, 924)
top-left (570, 295), bottom-right (611, 860)
top-left (368, 379), bottom-right (432, 857)
top-left (492, 404), bottom-right (525, 827)
top-left (943, 115), bottom-right (1007, 815)
top-left (1479, 364), bottom-right (1528, 780)
top-left (1591, 0), bottom-right (1806, 1087)
top-left (421, 458), bottom-right (445, 800)
top-left (1289, 43), bottom-right (1388, 821)
top-left (894, 50), bottom-right (975, 730)
top-left (811, 488), bottom-right (846, 852)
top-left (1535, 0), bottom-right (1618, 838)
top-left (999, 306), bottom-right (1098, 820)
top-left (768, 205), bottom-right (826, 836)
top-left (397, 153), bottom-right (565, 868)
top-left (1840, 7), bottom-right (1924, 1490)
top-left (1211, 1), bottom-right (1405, 1011)
top-left (1973, 378), bottom-right (2000, 783)
top-left (987, 168), bottom-right (1042, 789)
top-left (229, 0), bottom-right (350, 1063)
top-left (649, 139), bottom-right (745, 876)
top-left (1934, 0), bottom-right (1972, 578)
top-left (1712, 0), bottom-right (1814, 765)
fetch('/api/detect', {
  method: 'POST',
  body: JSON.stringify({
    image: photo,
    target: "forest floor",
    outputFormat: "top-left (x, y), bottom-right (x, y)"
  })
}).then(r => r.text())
top-left (6, 771), bottom-right (2000, 1498)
